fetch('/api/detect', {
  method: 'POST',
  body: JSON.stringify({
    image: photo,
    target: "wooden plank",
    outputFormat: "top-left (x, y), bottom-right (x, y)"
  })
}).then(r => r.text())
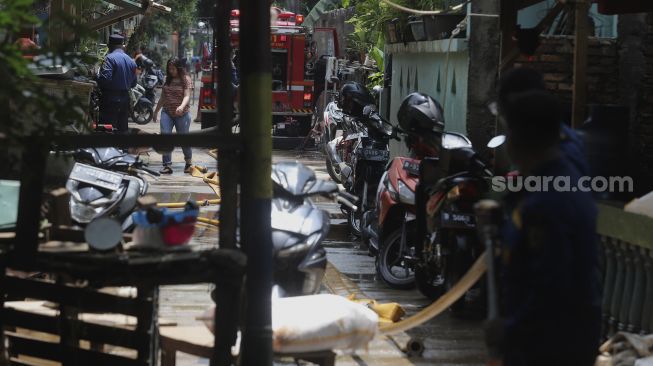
top-left (7, 333), bottom-right (60, 363)
top-left (9, 356), bottom-right (59, 366)
top-left (3, 308), bottom-right (58, 335)
top-left (597, 204), bottom-right (653, 251)
top-left (4, 277), bottom-right (149, 317)
top-left (572, 0), bottom-right (590, 128)
top-left (8, 332), bottom-right (147, 366)
top-left (3, 305), bottom-right (150, 356)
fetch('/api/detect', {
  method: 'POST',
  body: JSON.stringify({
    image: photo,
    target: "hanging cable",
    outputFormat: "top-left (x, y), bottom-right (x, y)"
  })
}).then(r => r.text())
top-left (380, 0), bottom-right (472, 15)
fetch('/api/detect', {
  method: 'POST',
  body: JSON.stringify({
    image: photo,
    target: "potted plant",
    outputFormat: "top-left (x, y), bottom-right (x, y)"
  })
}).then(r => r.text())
top-left (385, 18), bottom-right (402, 44)
top-left (408, 15), bottom-right (427, 41)
top-left (423, 13), bottom-right (466, 40)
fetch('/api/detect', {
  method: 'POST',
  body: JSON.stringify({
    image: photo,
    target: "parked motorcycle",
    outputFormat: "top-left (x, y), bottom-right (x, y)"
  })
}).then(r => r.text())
top-left (130, 83), bottom-right (154, 125)
top-left (366, 93), bottom-right (447, 289)
top-left (413, 135), bottom-right (493, 313)
top-left (66, 147), bottom-right (159, 232)
top-left (325, 82), bottom-right (392, 237)
top-left (140, 73), bottom-right (158, 105)
top-left (270, 161), bottom-right (358, 296)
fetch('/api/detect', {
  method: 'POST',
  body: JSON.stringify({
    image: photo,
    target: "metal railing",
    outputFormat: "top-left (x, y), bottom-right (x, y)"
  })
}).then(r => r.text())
top-left (597, 203), bottom-right (653, 337)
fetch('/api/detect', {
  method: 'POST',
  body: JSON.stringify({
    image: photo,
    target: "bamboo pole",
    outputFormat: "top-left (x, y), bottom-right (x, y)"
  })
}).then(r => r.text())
top-left (239, 0), bottom-right (273, 365)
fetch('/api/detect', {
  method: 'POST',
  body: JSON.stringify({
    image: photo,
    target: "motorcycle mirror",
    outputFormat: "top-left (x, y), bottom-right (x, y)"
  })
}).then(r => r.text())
top-left (362, 104), bottom-right (377, 118)
top-left (85, 217), bottom-right (123, 251)
top-left (487, 135), bottom-right (506, 149)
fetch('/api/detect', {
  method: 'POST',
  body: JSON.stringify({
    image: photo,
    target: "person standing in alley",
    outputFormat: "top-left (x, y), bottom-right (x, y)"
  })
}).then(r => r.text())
top-left (153, 57), bottom-right (193, 174)
top-left (97, 34), bottom-right (137, 133)
top-left (487, 88), bottom-right (601, 366)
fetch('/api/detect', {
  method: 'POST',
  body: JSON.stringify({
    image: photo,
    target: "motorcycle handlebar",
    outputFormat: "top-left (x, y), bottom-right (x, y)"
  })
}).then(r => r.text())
top-left (336, 195), bottom-right (358, 212)
top-left (338, 191), bottom-right (359, 204)
top-left (140, 166), bottom-right (161, 177)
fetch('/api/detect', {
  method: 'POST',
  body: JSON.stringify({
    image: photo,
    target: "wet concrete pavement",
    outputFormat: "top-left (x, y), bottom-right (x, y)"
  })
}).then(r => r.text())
top-left (135, 82), bottom-right (485, 365)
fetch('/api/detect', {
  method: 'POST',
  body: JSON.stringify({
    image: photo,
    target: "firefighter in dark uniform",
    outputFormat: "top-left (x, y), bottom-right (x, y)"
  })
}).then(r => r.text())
top-left (488, 88), bottom-right (602, 366)
top-left (97, 34), bottom-right (137, 133)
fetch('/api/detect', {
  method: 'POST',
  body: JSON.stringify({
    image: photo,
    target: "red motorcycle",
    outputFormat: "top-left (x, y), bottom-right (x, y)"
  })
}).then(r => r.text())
top-left (362, 92), bottom-right (448, 288)
top-left (363, 156), bottom-right (420, 288)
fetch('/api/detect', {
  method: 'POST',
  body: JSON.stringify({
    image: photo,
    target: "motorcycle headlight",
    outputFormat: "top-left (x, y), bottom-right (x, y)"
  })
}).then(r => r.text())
top-left (69, 198), bottom-right (105, 223)
top-left (376, 171), bottom-right (388, 203)
top-left (397, 180), bottom-right (415, 205)
top-left (277, 233), bottom-right (321, 259)
top-left (386, 177), bottom-right (399, 202)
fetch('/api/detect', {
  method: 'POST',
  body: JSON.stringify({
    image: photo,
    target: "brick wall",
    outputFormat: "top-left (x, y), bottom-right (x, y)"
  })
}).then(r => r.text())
top-left (514, 35), bottom-right (619, 108)
top-left (632, 13), bottom-right (653, 191)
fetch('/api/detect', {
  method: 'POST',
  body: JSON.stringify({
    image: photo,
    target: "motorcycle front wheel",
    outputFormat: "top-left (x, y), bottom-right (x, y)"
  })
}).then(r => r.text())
top-left (376, 226), bottom-right (416, 289)
top-left (415, 264), bottom-right (446, 300)
top-left (348, 207), bottom-right (362, 237)
top-left (325, 158), bottom-right (342, 184)
top-left (132, 102), bottom-right (153, 125)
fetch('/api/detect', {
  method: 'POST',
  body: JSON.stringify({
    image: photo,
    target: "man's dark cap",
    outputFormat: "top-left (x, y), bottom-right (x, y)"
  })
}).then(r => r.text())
top-left (109, 34), bottom-right (125, 46)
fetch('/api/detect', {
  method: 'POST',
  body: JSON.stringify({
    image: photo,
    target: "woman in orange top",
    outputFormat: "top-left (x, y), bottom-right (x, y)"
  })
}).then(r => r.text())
top-left (153, 57), bottom-right (193, 174)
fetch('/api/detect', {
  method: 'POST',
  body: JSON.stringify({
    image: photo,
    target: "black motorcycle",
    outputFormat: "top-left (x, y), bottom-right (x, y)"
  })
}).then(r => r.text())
top-left (343, 105), bottom-right (394, 237)
top-left (413, 134), bottom-right (493, 312)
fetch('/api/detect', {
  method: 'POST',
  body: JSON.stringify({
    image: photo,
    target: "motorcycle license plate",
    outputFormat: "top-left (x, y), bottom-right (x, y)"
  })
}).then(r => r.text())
top-left (403, 161), bottom-right (420, 176)
top-left (360, 148), bottom-right (389, 161)
top-left (440, 211), bottom-right (476, 229)
top-left (69, 163), bottom-right (123, 191)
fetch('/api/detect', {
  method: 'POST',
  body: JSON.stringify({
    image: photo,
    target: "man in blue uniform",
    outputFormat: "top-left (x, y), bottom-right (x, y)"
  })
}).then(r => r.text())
top-left (489, 88), bottom-right (601, 366)
top-left (97, 34), bottom-right (137, 133)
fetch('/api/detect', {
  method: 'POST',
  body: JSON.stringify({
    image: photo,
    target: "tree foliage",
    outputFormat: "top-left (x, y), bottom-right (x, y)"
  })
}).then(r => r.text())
top-left (1, 0), bottom-right (95, 140)
top-left (126, 0), bottom-right (197, 58)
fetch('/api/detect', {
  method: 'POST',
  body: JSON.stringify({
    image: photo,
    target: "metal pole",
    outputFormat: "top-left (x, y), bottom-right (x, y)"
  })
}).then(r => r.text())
top-left (474, 199), bottom-right (503, 360)
top-left (210, 3), bottom-right (241, 366)
top-left (239, 0), bottom-right (273, 365)
top-left (216, 0), bottom-right (236, 250)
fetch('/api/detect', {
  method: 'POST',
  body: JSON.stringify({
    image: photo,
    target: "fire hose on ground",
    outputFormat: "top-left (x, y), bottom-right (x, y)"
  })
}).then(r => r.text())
top-left (378, 251), bottom-right (488, 336)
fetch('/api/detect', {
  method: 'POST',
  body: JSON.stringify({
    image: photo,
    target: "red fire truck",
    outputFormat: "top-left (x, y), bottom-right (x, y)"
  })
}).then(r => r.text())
top-left (198, 8), bottom-right (339, 149)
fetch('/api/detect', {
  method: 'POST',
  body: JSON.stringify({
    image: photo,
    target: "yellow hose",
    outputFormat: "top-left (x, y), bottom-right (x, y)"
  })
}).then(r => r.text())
top-left (378, 251), bottom-right (488, 335)
top-left (157, 199), bottom-right (222, 208)
top-left (197, 217), bottom-right (220, 226)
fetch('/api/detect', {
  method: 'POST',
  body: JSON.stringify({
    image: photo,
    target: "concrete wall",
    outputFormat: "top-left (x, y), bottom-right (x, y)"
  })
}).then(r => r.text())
top-left (386, 40), bottom-right (470, 157)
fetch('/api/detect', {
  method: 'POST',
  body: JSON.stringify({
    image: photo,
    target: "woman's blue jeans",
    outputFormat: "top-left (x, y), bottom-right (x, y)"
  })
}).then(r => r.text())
top-left (160, 111), bottom-right (192, 166)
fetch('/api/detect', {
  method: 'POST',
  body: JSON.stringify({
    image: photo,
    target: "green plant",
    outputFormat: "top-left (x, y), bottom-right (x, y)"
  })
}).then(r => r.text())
top-left (366, 70), bottom-right (384, 89)
top-left (0, 0), bottom-right (97, 176)
top-left (127, 0), bottom-right (197, 56)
